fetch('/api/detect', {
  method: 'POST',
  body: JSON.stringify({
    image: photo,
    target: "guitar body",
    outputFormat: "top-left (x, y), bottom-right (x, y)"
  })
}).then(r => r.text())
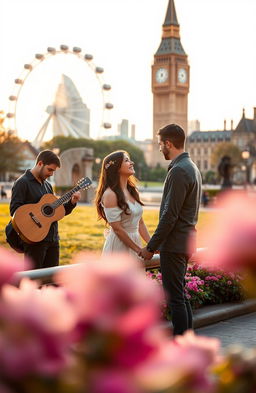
top-left (13, 194), bottom-right (65, 243)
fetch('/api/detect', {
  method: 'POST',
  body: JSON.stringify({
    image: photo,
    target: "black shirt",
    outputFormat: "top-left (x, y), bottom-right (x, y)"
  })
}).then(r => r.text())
top-left (147, 152), bottom-right (202, 254)
top-left (10, 169), bottom-right (76, 242)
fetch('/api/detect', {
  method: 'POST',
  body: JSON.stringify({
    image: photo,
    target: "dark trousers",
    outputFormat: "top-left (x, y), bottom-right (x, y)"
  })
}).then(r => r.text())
top-left (23, 241), bottom-right (59, 270)
top-left (160, 251), bottom-right (192, 336)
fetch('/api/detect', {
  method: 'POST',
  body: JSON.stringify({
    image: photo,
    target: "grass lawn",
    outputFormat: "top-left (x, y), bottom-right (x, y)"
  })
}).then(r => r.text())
top-left (0, 203), bottom-right (213, 265)
top-left (138, 181), bottom-right (163, 188)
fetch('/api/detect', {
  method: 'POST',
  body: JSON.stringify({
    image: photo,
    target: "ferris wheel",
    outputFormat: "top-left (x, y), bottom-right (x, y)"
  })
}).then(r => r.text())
top-left (7, 45), bottom-right (113, 148)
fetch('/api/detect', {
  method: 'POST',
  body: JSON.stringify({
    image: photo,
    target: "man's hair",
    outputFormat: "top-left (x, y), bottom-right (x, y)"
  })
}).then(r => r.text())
top-left (157, 124), bottom-right (185, 149)
top-left (36, 150), bottom-right (61, 167)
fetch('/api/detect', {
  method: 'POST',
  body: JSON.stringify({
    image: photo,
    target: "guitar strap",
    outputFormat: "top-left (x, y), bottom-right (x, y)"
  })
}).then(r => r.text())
top-left (44, 181), bottom-right (53, 194)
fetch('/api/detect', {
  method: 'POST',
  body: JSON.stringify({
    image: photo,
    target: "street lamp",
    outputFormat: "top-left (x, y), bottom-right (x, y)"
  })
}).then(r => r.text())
top-left (241, 149), bottom-right (250, 185)
top-left (241, 150), bottom-right (250, 160)
top-left (52, 147), bottom-right (60, 155)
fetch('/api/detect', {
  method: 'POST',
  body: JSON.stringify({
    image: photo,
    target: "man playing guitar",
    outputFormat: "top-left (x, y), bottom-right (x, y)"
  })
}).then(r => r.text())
top-left (10, 150), bottom-right (81, 269)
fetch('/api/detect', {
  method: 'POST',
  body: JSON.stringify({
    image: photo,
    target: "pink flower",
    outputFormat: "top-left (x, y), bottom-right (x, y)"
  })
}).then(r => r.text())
top-left (168, 331), bottom-right (221, 391)
top-left (0, 247), bottom-right (30, 289)
top-left (198, 192), bottom-right (256, 272)
top-left (135, 330), bottom-right (220, 393)
top-left (89, 370), bottom-right (140, 393)
top-left (0, 250), bottom-right (228, 393)
top-left (205, 276), bottom-right (219, 281)
top-left (57, 253), bottom-right (167, 371)
top-left (0, 384), bottom-right (14, 393)
top-left (57, 253), bottom-right (208, 392)
top-left (0, 279), bottom-right (77, 378)
top-left (57, 253), bottom-right (163, 334)
top-left (186, 281), bottom-right (199, 292)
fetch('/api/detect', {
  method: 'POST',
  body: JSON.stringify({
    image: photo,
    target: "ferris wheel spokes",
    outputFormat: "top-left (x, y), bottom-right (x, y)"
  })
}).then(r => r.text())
top-left (7, 45), bottom-right (114, 146)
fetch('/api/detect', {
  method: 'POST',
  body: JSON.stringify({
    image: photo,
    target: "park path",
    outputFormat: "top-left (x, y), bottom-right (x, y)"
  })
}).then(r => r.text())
top-left (196, 311), bottom-right (256, 348)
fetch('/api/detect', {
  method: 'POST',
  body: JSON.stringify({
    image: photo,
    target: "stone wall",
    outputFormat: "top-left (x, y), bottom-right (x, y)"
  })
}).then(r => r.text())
top-left (54, 147), bottom-right (94, 202)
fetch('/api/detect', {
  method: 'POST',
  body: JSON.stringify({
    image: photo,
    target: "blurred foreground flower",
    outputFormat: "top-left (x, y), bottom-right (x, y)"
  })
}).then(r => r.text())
top-left (197, 191), bottom-right (256, 296)
top-left (1, 246), bottom-right (256, 393)
top-left (214, 345), bottom-right (256, 393)
top-left (0, 247), bottom-right (29, 289)
top-left (55, 253), bottom-right (221, 393)
top-left (57, 253), bottom-right (177, 392)
top-left (0, 279), bottom-right (77, 379)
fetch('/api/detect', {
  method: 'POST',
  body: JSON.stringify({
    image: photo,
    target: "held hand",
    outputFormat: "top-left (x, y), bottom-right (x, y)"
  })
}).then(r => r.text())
top-left (138, 247), bottom-right (154, 260)
top-left (71, 191), bottom-right (81, 205)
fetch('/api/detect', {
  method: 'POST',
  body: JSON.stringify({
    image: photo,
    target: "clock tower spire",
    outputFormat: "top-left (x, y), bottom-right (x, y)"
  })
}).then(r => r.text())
top-left (151, 0), bottom-right (189, 165)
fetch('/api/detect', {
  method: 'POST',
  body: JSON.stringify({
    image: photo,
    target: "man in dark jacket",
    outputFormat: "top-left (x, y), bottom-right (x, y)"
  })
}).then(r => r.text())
top-left (10, 150), bottom-right (81, 269)
top-left (139, 124), bottom-right (202, 335)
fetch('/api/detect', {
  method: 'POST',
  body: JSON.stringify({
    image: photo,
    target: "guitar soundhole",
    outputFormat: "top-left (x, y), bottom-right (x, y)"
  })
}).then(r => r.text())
top-left (42, 204), bottom-right (54, 217)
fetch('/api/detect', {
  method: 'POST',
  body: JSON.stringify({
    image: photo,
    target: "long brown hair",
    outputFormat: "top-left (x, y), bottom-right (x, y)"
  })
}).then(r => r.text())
top-left (95, 150), bottom-right (144, 223)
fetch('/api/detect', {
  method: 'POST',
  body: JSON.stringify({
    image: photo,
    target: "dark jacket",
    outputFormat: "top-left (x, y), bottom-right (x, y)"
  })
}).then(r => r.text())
top-left (147, 152), bottom-right (202, 254)
top-left (10, 170), bottom-right (76, 242)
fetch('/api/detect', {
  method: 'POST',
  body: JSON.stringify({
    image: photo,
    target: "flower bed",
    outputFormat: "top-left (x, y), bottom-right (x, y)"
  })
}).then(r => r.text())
top-left (146, 262), bottom-right (244, 314)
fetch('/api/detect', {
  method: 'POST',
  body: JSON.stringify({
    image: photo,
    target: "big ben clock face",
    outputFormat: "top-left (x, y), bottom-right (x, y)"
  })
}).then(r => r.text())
top-left (177, 68), bottom-right (187, 83)
top-left (156, 68), bottom-right (168, 83)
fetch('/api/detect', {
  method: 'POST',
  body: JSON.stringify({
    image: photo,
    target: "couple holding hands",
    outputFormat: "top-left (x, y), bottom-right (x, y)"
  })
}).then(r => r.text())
top-left (10, 123), bottom-right (201, 335)
top-left (96, 123), bottom-right (202, 335)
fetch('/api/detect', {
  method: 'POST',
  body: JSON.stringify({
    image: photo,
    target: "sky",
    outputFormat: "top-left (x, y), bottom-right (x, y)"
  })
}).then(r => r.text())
top-left (1, 0), bottom-right (256, 142)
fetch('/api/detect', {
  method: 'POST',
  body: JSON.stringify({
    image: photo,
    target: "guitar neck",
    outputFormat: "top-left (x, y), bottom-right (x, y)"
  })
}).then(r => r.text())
top-left (53, 185), bottom-right (82, 208)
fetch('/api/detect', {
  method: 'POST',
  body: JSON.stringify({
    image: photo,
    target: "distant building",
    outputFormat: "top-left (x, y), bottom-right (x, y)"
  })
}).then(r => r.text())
top-left (186, 130), bottom-right (232, 173)
top-left (136, 140), bottom-right (154, 166)
top-left (188, 120), bottom-right (200, 134)
top-left (118, 119), bottom-right (129, 138)
top-left (3, 140), bottom-right (39, 182)
top-left (186, 108), bottom-right (256, 181)
top-left (232, 108), bottom-right (256, 150)
top-left (131, 124), bottom-right (136, 140)
top-left (18, 141), bottom-right (39, 171)
top-left (149, 0), bottom-right (189, 167)
top-left (104, 119), bottom-right (137, 143)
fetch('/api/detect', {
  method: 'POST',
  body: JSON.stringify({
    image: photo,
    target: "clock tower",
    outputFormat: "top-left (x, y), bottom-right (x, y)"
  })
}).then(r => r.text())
top-left (152, 0), bottom-right (189, 154)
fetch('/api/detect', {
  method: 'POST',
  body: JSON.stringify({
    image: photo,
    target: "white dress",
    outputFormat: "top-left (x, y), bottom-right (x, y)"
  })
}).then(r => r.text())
top-left (102, 200), bottom-right (143, 255)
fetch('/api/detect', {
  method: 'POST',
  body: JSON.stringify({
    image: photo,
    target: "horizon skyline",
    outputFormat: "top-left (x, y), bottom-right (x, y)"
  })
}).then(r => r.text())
top-left (1, 0), bottom-right (256, 142)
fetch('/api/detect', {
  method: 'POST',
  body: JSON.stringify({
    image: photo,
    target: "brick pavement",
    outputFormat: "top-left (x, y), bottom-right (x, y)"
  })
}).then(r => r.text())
top-left (196, 311), bottom-right (256, 348)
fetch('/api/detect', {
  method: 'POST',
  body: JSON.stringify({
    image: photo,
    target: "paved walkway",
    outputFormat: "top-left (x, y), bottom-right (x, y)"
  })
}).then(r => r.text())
top-left (196, 311), bottom-right (256, 348)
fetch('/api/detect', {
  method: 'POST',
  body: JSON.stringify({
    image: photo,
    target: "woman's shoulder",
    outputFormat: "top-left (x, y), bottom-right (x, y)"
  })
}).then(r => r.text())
top-left (102, 188), bottom-right (118, 208)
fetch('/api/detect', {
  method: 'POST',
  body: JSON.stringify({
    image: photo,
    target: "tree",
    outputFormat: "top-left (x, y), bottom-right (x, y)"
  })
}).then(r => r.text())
top-left (43, 136), bottom-right (147, 180)
top-left (0, 131), bottom-right (24, 180)
top-left (203, 170), bottom-right (217, 184)
top-left (145, 163), bottom-right (166, 182)
top-left (211, 142), bottom-right (242, 168)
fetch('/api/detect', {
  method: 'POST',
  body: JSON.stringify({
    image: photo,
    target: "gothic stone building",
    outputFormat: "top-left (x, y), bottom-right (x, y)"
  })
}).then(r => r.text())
top-left (186, 108), bottom-right (256, 182)
top-left (149, 0), bottom-right (189, 167)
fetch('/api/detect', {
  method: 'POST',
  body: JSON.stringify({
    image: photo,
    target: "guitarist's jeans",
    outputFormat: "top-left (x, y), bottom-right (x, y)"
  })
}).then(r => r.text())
top-left (23, 241), bottom-right (59, 270)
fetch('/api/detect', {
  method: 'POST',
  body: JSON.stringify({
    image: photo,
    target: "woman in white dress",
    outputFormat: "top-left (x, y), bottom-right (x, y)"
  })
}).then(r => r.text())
top-left (95, 150), bottom-right (151, 255)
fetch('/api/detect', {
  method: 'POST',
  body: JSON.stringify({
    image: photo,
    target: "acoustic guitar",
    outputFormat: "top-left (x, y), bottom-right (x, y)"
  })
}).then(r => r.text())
top-left (12, 177), bottom-right (92, 244)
